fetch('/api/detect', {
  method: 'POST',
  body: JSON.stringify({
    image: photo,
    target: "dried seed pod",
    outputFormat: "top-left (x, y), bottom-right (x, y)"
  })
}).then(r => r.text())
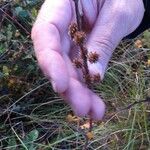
top-left (86, 132), bottom-right (94, 140)
top-left (147, 59), bottom-right (150, 66)
top-left (15, 30), bottom-right (21, 37)
top-left (66, 114), bottom-right (81, 123)
top-left (134, 39), bottom-right (143, 48)
top-left (73, 31), bottom-right (86, 44)
top-left (68, 23), bottom-right (78, 38)
top-left (84, 74), bottom-right (92, 83)
top-left (73, 58), bottom-right (82, 68)
top-left (88, 52), bottom-right (99, 63)
top-left (92, 73), bottom-right (101, 83)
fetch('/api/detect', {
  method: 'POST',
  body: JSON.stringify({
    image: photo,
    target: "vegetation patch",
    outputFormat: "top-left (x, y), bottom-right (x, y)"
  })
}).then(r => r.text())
top-left (0, 1), bottom-right (150, 149)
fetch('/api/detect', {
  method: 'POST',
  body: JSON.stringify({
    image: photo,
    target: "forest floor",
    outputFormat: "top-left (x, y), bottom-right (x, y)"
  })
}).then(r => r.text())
top-left (0, 1), bottom-right (150, 150)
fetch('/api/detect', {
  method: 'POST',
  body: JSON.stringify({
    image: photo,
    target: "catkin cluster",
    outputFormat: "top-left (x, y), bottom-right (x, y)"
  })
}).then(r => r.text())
top-left (68, 23), bottom-right (101, 85)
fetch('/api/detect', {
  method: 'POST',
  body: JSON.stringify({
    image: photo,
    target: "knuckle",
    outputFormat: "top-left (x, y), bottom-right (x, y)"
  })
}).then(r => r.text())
top-left (115, 8), bottom-right (129, 20)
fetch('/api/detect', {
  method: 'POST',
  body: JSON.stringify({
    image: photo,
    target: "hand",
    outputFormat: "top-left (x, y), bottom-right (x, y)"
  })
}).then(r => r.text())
top-left (31, 0), bottom-right (144, 120)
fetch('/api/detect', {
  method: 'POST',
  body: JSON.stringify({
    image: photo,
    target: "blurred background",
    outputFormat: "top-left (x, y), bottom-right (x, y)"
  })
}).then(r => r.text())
top-left (0, 1), bottom-right (150, 149)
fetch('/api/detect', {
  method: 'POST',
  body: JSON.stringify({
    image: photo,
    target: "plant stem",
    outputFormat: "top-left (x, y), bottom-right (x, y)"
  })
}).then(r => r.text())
top-left (72, 0), bottom-right (93, 149)
top-left (73, 0), bottom-right (82, 31)
top-left (73, 0), bottom-right (91, 87)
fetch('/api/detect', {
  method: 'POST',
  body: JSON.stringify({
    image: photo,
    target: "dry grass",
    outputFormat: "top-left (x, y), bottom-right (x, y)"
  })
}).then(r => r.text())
top-left (0, 1), bottom-right (150, 150)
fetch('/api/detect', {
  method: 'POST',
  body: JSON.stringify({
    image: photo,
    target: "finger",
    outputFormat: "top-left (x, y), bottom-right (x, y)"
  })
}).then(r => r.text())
top-left (61, 78), bottom-right (91, 117)
top-left (89, 91), bottom-right (105, 120)
top-left (59, 54), bottom-right (105, 119)
top-left (81, 0), bottom-right (103, 27)
top-left (61, 77), bottom-right (105, 120)
top-left (35, 0), bottom-right (73, 34)
top-left (31, 0), bottom-right (73, 93)
top-left (32, 19), bottom-right (69, 93)
top-left (86, 0), bottom-right (144, 80)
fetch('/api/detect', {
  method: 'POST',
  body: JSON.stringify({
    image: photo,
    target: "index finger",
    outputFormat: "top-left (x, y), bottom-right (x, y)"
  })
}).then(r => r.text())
top-left (31, 0), bottom-right (73, 93)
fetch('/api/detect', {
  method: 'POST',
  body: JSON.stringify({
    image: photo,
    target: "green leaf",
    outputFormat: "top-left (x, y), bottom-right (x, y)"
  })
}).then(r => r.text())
top-left (26, 129), bottom-right (39, 141)
top-left (0, 33), bottom-right (6, 41)
top-left (31, 8), bottom-right (38, 18)
top-left (6, 25), bottom-right (13, 41)
top-left (15, 6), bottom-right (29, 19)
top-left (3, 66), bottom-right (10, 76)
top-left (0, 44), bottom-right (5, 54)
top-left (7, 138), bottom-right (17, 150)
top-left (23, 129), bottom-right (39, 150)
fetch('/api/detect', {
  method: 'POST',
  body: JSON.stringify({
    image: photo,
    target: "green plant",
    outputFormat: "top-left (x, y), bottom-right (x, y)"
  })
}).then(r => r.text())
top-left (0, 1), bottom-right (149, 150)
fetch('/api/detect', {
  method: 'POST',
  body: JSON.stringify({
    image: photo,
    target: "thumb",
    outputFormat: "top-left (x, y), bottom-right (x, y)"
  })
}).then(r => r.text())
top-left (86, 0), bottom-right (144, 80)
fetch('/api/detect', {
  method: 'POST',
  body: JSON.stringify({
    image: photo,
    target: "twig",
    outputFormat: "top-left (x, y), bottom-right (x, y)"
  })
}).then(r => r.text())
top-left (11, 127), bottom-right (28, 150)
top-left (105, 97), bottom-right (150, 123)
top-left (0, 7), bottom-right (30, 35)
top-left (71, 1), bottom-right (94, 149)
top-left (119, 97), bottom-right (150, 111)
top-left (1, 81), bottom-right (50, 116)
top-left (73, 0), bottom-right (82, 31)
top-left (73, 0), bottom-right (91, 87)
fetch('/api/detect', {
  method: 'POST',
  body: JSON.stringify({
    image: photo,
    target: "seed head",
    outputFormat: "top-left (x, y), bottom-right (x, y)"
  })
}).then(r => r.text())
top-left (134, 39), bottom-right (143, 48)
top-left (68, 23), bottom-right (78, 38)
top-left (92, 73), bottom-right (101, 83)
top-left (86, 132), bottom-right (94, 140)
top-left (88, 52), bottom-right (99, 63)
top-left (73, 58), bottom-right (82, 68)
top-left (73, 31), bottom-right (86, 44)
top-left (84, 74), bottom-right (92, 84)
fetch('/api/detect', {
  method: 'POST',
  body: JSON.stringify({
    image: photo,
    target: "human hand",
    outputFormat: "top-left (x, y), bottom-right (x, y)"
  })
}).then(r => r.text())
top-left (31, 0), bottom-right (144, 120)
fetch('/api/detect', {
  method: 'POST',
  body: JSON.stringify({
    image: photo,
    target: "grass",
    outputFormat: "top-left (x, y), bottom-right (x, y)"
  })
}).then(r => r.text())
top-left (0, 1), bottom-right (150, 150)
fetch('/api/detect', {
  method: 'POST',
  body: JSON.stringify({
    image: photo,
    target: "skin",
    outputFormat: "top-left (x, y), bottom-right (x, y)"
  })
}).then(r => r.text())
top-left (31, 0), bottom-right (144, 120)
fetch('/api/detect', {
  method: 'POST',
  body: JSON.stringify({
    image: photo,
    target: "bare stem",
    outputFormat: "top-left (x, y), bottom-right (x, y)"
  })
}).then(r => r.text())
top-left (73, 0), bottom-right (82, 31)
top-left (80, 44), bottom-right (91, 87)
top-left (89, 118), bottom-right (93, 132)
